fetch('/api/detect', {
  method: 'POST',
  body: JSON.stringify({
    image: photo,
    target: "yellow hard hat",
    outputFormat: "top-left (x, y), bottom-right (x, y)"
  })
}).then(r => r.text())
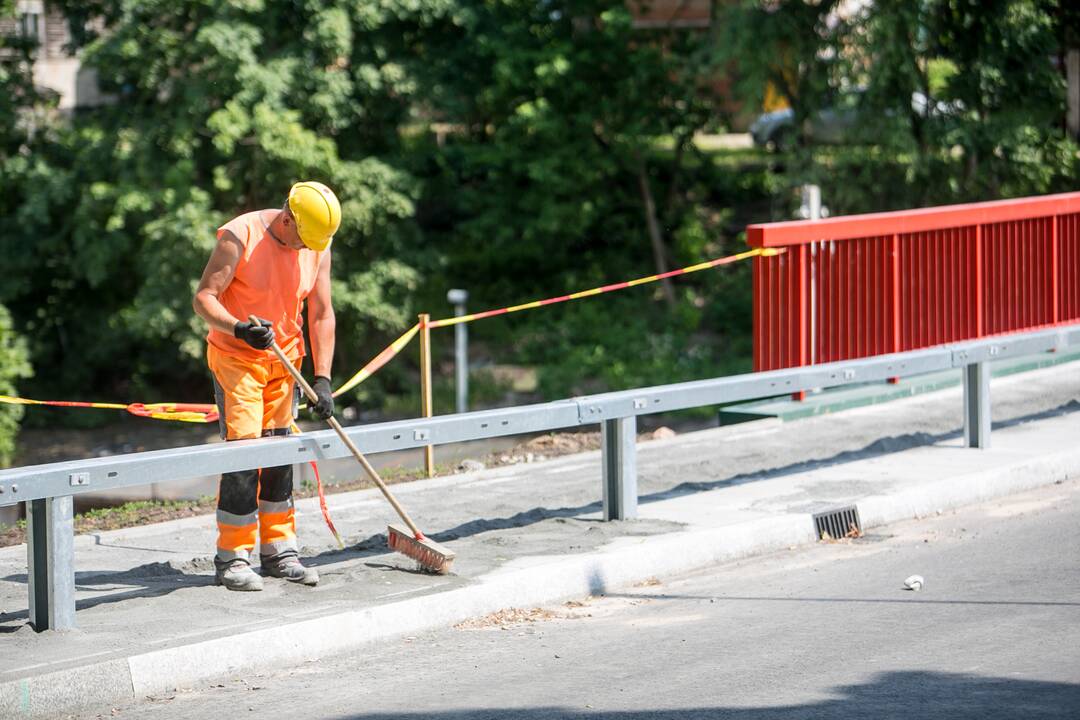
top-left (288, 181), bottom-right (341, 252)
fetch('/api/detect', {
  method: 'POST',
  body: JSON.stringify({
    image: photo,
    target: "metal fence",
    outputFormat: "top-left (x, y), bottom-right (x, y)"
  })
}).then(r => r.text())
top-left (4, 322), bottom-right (1079, 631)
top-left (749, 191), bottom-right (1080, 372)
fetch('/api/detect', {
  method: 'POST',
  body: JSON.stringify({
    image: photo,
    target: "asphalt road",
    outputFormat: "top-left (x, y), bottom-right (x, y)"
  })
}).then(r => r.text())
top-left (72, 479), bottom-right (1080, 720)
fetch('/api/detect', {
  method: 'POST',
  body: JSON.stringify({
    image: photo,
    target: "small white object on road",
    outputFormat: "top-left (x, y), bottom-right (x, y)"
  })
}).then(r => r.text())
top-left (904, 574), bottom-right (925, 591)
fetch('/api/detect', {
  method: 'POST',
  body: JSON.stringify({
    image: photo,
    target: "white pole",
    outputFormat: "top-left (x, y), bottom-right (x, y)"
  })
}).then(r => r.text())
top-left (447, 289), bottom-right (469, 414)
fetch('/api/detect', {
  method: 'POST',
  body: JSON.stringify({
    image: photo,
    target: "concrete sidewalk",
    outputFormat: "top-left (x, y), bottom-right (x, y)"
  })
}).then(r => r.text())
top-left (2, 361), bottom-right (1080, 717)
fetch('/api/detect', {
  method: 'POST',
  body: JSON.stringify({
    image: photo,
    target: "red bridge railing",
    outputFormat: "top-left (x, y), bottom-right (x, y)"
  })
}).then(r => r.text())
top-left (748, 191), bottom-right (1080, 373)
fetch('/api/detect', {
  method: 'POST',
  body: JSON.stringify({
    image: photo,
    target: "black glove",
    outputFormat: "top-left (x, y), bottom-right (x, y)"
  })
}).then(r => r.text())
top-left (311, 376), bottom-right (334, 420)
top-left (234, 317), bottom-right (275, 350)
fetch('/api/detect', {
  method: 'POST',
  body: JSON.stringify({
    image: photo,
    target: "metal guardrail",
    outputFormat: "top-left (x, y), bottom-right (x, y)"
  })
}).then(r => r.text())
top-left (4, 322), bottom-right (1080, 631)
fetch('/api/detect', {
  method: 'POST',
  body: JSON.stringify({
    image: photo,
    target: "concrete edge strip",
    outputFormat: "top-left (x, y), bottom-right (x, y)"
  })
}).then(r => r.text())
top-left (855, 448), bottom-right (1080, 529)
top-left (0, 659), bottom-right (133, 718)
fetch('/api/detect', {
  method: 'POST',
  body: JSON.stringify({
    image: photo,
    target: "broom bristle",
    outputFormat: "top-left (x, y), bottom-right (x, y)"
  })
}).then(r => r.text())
top-left (387, 523), bottom-right (455, 574)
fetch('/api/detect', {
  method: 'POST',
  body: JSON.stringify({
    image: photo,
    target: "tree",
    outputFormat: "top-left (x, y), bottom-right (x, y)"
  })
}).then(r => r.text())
top-left (851, 0), bottom-right (1075, 207)
top-left (402, 1), bottom-right (727, 309)
top-left (0, 304), bottom-right (32, 467)
top-left (715, 0), bottom-right (846, 149)
top-left (930, 0), bottom-right (1071, 198)
top-left (3, 0), bottom-right (426, 409)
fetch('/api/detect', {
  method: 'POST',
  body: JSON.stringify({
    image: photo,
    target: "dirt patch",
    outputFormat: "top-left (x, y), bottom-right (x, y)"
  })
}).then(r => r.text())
top-left (454, 598), bottom-right (596, 629)
top-left (481, 432), bottom-right (601, 467)
top-left (454, 607), bottom-right (563, 629)
top-left (465, 426), bottom-right (675, 470)
top-left (451, 595), bottom-right (596, 630)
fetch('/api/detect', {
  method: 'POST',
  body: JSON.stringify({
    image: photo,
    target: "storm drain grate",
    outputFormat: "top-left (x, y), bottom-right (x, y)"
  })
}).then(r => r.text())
top-left (812, 505), bottom-right (862, 540)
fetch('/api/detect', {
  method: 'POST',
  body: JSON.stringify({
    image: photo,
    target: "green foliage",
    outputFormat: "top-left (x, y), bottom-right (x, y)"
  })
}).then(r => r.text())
top-left (823, 0), bottom-right (1077, 211)
top-left (0, 305), bottom-right (33, 466)
top-left (926, 58), bottom-right (958, 97)
top-left (715, 1), bottom-right (847, 138)
top-left (0, 1), bottom-right (45, 156)
top-left (4, 0), bottom-right (423, 410)
top-left (390, 1), bottom-right (743, 399)
top-left (1, 0), bottom-right (1076, 447)
top-left (412, 1), bottom-right (709, 294)
top-left (518, 295), bottom-right (752, 399)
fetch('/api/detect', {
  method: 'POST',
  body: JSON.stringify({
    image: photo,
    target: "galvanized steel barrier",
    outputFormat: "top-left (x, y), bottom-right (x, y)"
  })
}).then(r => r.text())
top-left (749, 191), bottom-right (1080, 372)
top-left (3, 323), bottom-right (1080, 631)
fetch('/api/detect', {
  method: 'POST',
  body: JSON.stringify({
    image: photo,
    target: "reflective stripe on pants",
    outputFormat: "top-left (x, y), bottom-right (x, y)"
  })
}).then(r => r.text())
top-left (215, 463), bottom-right (297, 563)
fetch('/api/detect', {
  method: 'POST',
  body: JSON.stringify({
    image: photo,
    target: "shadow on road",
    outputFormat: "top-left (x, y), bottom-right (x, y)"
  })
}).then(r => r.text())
top-left (647, 398), bottom-right (1080, 501)
top-left (328, 671), bottom-right (1080, 719)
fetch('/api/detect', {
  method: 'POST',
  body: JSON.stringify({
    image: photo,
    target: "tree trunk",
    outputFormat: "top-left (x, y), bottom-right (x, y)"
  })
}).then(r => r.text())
top-left (635, 155), bottom-right (676, 308)
top-left (665, 131), bottom-right (690, 221)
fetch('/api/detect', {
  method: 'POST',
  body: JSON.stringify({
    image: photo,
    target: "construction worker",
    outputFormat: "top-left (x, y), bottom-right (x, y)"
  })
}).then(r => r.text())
top-left (193, 181), bottom-right (340, 592)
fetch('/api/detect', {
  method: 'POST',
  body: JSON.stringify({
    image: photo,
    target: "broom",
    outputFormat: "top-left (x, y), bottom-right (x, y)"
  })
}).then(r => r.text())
top-left (252, 317), bottom-right (456, 574)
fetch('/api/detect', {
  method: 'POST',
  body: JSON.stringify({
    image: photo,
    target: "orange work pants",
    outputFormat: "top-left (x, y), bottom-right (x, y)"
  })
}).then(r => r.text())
top-left (208, 345), bottom-right (301, 563)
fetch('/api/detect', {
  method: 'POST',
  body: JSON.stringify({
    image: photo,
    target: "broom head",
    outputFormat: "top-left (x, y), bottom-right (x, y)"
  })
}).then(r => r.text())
top-left (387, 523), bottom-right (455, 574)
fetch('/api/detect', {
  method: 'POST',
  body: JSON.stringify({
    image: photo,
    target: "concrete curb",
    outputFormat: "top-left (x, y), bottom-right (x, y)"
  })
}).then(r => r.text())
top-left (0, 659), bottom-right (133, 717)
top-left (856, 446), bottom-right (1080, 528)
top-left (3, 444), bottom-right (1078, 717)
top-left (129, 513), bottom-right (813, 698)
top-left (0, 513), bottom-right (813, 717)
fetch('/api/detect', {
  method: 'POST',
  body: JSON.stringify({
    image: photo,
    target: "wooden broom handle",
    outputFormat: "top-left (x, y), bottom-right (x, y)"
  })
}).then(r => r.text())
top-left (249, 316), bottom-right (423, 537)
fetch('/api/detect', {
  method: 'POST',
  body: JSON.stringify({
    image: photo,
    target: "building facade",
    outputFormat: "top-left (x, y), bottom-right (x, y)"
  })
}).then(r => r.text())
top-left (1, 0), bottom-right (109, 111)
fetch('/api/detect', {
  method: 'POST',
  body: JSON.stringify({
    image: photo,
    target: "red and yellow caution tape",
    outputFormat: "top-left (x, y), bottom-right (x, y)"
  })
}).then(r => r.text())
top-left (1, 247), bottom-right (781, 423)
top-left (125, 403), bottom-right (219, 423)
top-left (0, 395), bottom-right (219, 423)
top-left (0, 323), bottom-right (421, 423)
top-left (428, 247), bottom-right (783, 329)
top-left (332, 322), bottom-right (421, 399)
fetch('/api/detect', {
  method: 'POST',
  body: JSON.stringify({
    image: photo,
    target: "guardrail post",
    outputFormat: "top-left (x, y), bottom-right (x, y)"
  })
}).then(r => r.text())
top-left (602, 417), bottom-right (637, 521)
top-left (292, 462), bottom-right (304, 494)
top-left (27, 496), bottom-right (76, 631)
top-left (963, 361), bottom-right (991, 448)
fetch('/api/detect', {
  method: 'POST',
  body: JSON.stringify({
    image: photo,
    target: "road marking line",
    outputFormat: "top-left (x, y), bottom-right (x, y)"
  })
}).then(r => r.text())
top-left (2, 650), bottom-right (112, 675)
top-left (144, 618), bottom-right (279, 645)
top-left (378, 584), bottom-right (437, 600)
top-left (460, 475), bottom-right (516, 488)
top-left (543, 463), bottom-right (593, 475)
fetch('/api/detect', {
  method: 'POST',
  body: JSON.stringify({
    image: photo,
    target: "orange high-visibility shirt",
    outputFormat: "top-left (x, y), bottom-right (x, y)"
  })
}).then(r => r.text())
top-left (206, 210), bottom-right (326, 363)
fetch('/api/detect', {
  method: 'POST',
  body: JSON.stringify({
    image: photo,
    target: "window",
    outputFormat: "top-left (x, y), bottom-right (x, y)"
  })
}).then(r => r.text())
top-left (18, 12), bottom-right (40, 40)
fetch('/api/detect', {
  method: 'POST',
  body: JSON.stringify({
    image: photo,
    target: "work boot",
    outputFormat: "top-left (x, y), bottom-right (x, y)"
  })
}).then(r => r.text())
top-left (261, 551), bottom-right (318, 586)
top-left (214, 558), bottom-right (264, 592)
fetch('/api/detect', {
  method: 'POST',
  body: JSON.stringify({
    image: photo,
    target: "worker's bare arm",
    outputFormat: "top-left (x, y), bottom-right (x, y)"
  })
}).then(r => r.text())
top-left (193, 230), bottom-right (245, 335)
top-left (307, 251), bottom-right (335, 378)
